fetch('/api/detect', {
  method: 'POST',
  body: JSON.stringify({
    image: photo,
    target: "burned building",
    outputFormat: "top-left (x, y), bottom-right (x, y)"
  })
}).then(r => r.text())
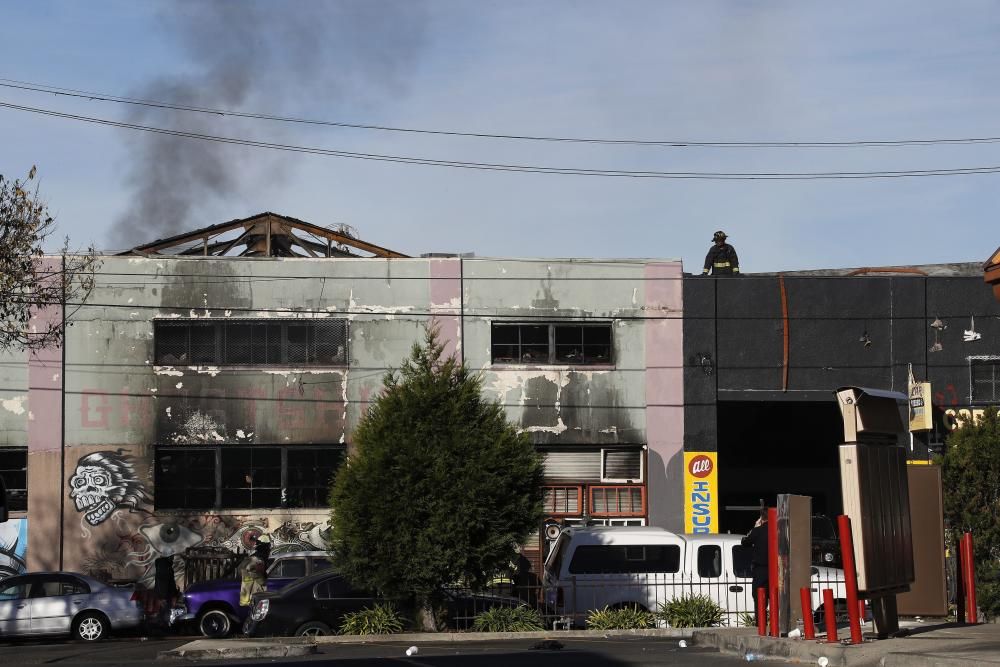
top-left (0, 213), bottom-right (685, 580)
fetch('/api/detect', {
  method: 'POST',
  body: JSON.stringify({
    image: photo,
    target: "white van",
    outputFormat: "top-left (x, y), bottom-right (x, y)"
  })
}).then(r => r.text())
top-left (541, 526), bottom-right (846, 628)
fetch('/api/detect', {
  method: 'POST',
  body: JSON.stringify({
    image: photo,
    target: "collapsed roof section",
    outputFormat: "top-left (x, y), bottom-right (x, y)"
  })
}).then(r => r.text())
top-left (118, 212), bottom-right (408, 259)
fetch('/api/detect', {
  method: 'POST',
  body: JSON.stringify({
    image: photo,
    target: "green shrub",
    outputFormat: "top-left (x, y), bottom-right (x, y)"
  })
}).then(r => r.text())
top-left (737, 611), bottom-right (756, 628)
top-left (339, 603), bottom-right (405, 635)
top-left (657, 594), bottom-right (725, 628)
top-left (585, 605), bottom-right (654, 630)
top-left (471, 605), bottom-right (544, 632)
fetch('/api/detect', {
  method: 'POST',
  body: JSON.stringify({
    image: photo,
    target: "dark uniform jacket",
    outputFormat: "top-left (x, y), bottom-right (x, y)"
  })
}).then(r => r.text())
top-left (703, 243), bottom-right (740, 275)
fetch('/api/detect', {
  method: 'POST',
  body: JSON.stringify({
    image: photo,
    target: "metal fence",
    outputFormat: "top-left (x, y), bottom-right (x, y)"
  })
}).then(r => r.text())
top-left (445, 570), bottom-right (849, 631)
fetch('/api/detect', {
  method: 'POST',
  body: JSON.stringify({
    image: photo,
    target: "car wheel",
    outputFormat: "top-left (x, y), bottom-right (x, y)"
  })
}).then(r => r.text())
top-left (199, 609), bottom-right (233, 638)
top-left (295, 621), bottom-right (332, 637)
top-left (74, 612), bottom-right (109, 641)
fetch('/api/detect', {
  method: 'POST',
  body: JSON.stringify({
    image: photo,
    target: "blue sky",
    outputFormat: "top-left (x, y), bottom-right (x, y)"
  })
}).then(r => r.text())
top-left (1, 1), bottom-right (998, 272)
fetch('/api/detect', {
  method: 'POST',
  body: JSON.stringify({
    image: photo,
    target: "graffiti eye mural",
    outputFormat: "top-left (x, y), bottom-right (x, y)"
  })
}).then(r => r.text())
top-left (139, 522), bottom-right (204, 556)
top-left (68, 450), bottom-right (152, 526)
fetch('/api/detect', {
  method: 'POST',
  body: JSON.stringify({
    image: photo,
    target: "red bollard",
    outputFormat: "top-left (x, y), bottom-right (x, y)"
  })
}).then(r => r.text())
top-left (768, 507), bottom-right (779, 636)
top-left (858, 598), bottom-right (866, 624)
top-left (823, 589), bottom-right (838, 643)
top-left (800, 587), bottom-right (816, 639)
top-left (963, 532), bottom-right (978, 624)
top-left (837, 515), bottom-right (864, 644)
top-left (757, 587), bottom-right (767, 636)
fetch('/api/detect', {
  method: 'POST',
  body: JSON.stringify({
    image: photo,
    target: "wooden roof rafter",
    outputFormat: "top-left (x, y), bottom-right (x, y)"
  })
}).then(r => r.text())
top-left (119, 212), bottom-right (408, 259)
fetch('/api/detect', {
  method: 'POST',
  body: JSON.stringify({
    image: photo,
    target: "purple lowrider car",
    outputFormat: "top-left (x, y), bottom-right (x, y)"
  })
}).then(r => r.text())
top-left (173, 550), bottom-right (332, 637)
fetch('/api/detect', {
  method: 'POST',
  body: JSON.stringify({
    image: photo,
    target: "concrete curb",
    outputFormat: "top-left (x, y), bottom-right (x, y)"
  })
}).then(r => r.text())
top-left (158, 639), bottom-right (318, 661)
top-left (158, 628), bottom-right (694, 660)
top-left (693, 630), bottom-right (853, 666)
top-left (881, 653), bottom-right (1000, 667)
top-left (312, 627), bottom-right (694, 644)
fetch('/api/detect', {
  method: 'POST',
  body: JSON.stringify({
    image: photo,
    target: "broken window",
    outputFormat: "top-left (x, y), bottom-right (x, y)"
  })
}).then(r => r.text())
top-left (542, 486), bottom-right (582, 515)
top-left (0, 447), bottom-right (28, 512)
top-left (491, 323), bottom-right (613, 365)
top-left (971, 359), bottom-right (1000, 404)
top-left (153, 320), bottom-right (348, 366)
top-left (154, 445), bottom-right (345, 510)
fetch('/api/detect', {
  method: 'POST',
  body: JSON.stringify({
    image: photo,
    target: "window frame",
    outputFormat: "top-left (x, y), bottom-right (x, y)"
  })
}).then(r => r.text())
top-left (970, 357), bottom-right (1000, 405)
top-left (153, 444), bottom-right (345, 511)
top-left (0, 446), bottom-right (27, 513)
top-left (589, 485), bottom-right (646, 518)
top-left (600, 448), bottom-right (644, 483)
top-left (490, 322), bottom-right (614, 366)
top-left (153, 319), bottom-right (349, 367)
top-left (542, 485), bottom-right (583, 516)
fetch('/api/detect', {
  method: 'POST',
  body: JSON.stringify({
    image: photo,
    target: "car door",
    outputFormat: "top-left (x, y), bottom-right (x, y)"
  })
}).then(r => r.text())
top-left (266, 557), bottom-right (306, 591)
top-left (313, 575), bottom-right (374, 631)
top-left (0, 576), bottom-right (33, 636)
top-left (727, 543), bottom-right (756, 624)
top-left (690, 542), bottom-right (730, 621)
top-left (29, 575), bottom-right (90, 635)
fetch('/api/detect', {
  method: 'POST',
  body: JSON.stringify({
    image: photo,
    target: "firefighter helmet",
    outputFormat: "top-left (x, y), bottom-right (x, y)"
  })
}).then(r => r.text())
top-left (713, 230), bottom-right (727, 242)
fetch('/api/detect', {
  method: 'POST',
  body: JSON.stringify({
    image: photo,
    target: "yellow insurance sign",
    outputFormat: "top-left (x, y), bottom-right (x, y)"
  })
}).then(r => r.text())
top-left (684, 451), bottom-right (719, 534)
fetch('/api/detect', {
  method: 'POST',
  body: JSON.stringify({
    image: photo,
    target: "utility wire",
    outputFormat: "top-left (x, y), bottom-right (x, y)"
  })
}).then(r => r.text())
top-left (5, 100), bottom-right (1000, 180)
top-left (4, 77), bottom-right (1000, 149)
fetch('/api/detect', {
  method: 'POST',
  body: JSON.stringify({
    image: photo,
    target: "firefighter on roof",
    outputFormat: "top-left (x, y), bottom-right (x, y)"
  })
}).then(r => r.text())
top-left (702, 230), bottom-right (740, 276)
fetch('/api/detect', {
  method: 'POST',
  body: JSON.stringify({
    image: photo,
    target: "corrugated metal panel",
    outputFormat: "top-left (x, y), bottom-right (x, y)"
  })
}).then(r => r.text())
top-left (603, 449), bottom-right (642, 480)
top-left (543, 450), bottom-right (601, 481)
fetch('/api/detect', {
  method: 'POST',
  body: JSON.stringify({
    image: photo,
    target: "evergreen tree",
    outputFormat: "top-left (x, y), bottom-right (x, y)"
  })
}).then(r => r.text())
top-left (328, 328), bottom-right (544, 625)
top-left (942, 407), bottom-right (1000, 620)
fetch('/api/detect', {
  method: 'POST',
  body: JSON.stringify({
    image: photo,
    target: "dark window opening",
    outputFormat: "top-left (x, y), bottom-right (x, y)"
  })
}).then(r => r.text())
top-left (972, 359), bottom-right (999, 404)
top-left (154, 445), bottom-right (344, 510)
top-left (697, 545), bottom-right (722, 578)
top-left (0, 447), bottom-right (28, 512)
top-left (568, 544), bottom-right (680, 574)
top-left (154, 320), bottom-right (348, 366)
top-left (732, 545), bottom-right (753, 578)
top-left (491, 323), bottom-right (613, 365)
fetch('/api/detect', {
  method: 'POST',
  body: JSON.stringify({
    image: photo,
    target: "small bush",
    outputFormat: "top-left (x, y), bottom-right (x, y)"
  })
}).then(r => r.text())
top-left (339, 603), bottom-right (405, 635)
top-left (586, 605), bottom-right (654, 630)
top-left (737, 611), bottom-right (756, 628)
top-left (657, 594), bottom-right (724, 628)
top-left (472, 605), bottom-right (544, 632)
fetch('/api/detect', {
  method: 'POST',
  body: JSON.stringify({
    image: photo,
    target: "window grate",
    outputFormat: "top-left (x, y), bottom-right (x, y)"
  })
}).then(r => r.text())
top-left (491, 323), bottom-right (613, 365)
top-left (154, 319), bottom-right (348, 366)
top-left (0, 447), bottom-right (28, 512)
top-left (154, 445), bottom-right (345, 510)
top-left (971, 360), bottom-right (1000, 404)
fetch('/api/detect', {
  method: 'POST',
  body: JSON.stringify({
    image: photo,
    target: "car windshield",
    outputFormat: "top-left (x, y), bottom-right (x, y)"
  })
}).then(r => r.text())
top-left (812, 517), bottom-right (837, 540)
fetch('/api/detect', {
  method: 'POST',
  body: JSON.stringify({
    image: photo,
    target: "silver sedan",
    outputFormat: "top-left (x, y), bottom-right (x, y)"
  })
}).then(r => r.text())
top-left (0, 572), bottom-right (144, 641)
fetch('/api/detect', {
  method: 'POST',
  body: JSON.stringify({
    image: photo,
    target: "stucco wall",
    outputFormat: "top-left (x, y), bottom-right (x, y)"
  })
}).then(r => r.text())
top-left (23, 254), bottom-right (686, 578)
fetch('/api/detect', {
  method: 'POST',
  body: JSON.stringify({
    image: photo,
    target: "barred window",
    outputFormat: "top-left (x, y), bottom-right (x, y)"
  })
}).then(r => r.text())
top-left (971, 359), bottom-right (1000, 404)
top-left (543, 486), bottom-right (582, 515)
top-left (590, 485), bottom-right (645, 516)
top-left (0, 447), bottom-right (27, 513)
top-left (154, 445), bottom-right (344, 510)
top-left (154, 320), bottom-right (348, 366)
top-left (491, 323), bottom-right (613, 365)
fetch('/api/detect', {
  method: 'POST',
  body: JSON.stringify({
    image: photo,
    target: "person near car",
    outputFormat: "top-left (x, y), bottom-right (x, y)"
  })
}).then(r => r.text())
top-left (239, 534), bottom-right (271, 607)
top-left (741, 511), bottom-right (769, 621)
top-left (702, 230), bottom-right (740, 276)
top-left (153, 554), bottom-right (179, 626)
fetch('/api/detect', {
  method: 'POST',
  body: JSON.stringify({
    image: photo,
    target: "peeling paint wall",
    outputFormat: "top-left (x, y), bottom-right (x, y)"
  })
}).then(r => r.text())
top-left (0, 347), bottom-right (28, 446)
top-left (21, 254), bottom-right (685, 577)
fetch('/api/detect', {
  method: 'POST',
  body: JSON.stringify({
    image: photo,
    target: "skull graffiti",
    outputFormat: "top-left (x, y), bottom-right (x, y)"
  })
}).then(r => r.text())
top-left (68, 450), bottom-right (152, 526)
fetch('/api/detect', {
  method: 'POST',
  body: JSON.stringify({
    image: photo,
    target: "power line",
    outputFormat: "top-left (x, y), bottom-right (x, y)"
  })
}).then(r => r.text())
top-left (6, 100), bottom-right (1000, 180)
top-left (4, 77), bottom-right (1000, 149)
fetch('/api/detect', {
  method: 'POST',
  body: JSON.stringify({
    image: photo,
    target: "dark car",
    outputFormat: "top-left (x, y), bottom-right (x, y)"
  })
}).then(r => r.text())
top-left (245, 570), bottom-right (381, 637)
top-left (174, 551), bottom-right (332, 638)
top-left (811, 515), bottom-right (841, 568)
